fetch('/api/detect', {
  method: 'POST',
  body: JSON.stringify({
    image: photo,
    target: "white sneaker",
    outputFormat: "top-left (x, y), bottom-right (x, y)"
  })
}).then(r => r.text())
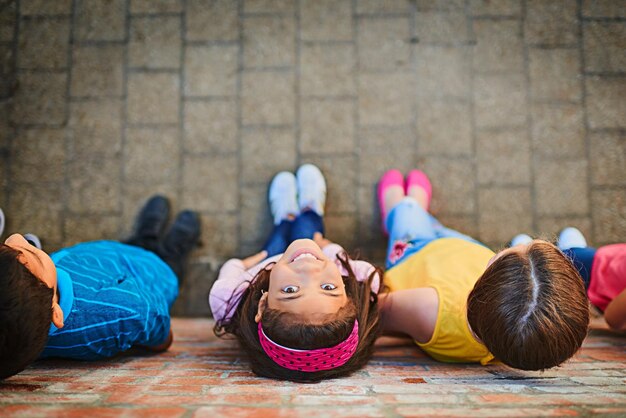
top-left (557, 227), bottom-right (587, 250)
top-left (0, 208), bottom-right (4, 237)
top-left (268, 172), bottom-right (299, 225)
top-left (296, 164), bottom-right (326, 216)
top-left (24, 233), bottom-right (42, 249)
top-left (510, 233), bottom-right (533, 247)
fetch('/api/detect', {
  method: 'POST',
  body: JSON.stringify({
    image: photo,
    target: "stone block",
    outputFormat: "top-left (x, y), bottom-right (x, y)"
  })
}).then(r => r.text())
top-left (74, 0), bottom-right (126, 41)
top-left (530, 104), bottom-right (585, 158)
top-left (241, 127), bottom-right (296, 184)
top-left (184, 99), bottom-right (238, 154)
top-left (194, 213), bottom-right (238, 261)
top-left (590, 131), bottom-right (626, 186)
top-left (0, 2), bottom-right (16, 42)
top-left (358, 128), bottom-right (416, 185)
top-left (528, 48), bottom-right (581, 102)
top-left (417, 99), bottom-right (472, 156)
top-left (186, 0), bottom-right (238, 41)
top-left (243, 16), bottom-right (294, 68)
top-left (535, 159), bottom-right (589, 215)
top-left (324, 214), bottom-right (358, 250)
top-left (478, 186), bottom-right (532, 245)
top-left (358, 17), bottom-right (411, 72)
top-left (524, 0), bottom-right (578, 46)
top-left (358, 73), bottom-right (415, 126)
top-left (64, 214), bottom-right (121, 245)
top-left (243, 0), bottom-right (295, 14)
top-left (300, 0), bottom-right (352, 41)
top-left (67, 155), bottom-right (122, 213)
top-left (128, 72), bottom-right (180, 124)
top-left (415, 46), bottom-right (471, 99)
top-left (241, 72), bottom-right (294, 125)
top-left (21, 0), bottom-right (72, 15)
top-left (12, 73), bottom-right (67, 125)
top-left (476, 129), bottom-right (531, 185)
top-left (71, 45), bottom-right (124, 97)
top-left (68, 99), bottom-right (123, 156)
top-left (591, 189), bottom-right (626, 245)
top-left (357, 0), bottom-right (411, 13)
top-left (8, 183), bottom-right (64, 244)
top-left (125, 127), bottom-right (180, 183)
top-left (357, 184), bottom-right (387, 247)
top-left (300, 99), bottom-right (354, 154)
top-left (536, 216), bottom-right (592, 242)
top-left (18, 18), bottom-right (69, 70)
top-left (182, 155), bottom-right (238, 212)
top-left (11, 129), bottom-right (65, 183)
top-left (582, 0), bottom-right (626, 17)
top-left (300, 44), bottom-right (355, 96)
top-left (184, 45), bottom-right (238, 96)
top-left (0, 102), bottom-right (11, 150)
top-left (473, 73), bottom-right (526, 128)
top-left (239, 183), bottom-right (272, 246)
top-left (586, 77), bottom-right (626, 129)
top-left (437, 214), bottom-right (479, 241)
top-left (421, 157), bottom-right (476, 215)
top-left (0, 44), bottom-right (14, 98)
top-left (130, 0), bottom-right (182, 14)
top-left (472, 19), bottom-right (523, 73)
top-left (299, 155), bottom-right (358, 215)
top-left (583, 22), bottom-right (626, 73)
top-left (129, 16), bottom-right (181, 69)
top-left (171, 262), bottom-right (214, 316)
top-left (469, 0), bottom-right (521, 16)
top-left (415, 0), bottom-right (464, 11)
top-left (415, 11), bottom-right (469, 44)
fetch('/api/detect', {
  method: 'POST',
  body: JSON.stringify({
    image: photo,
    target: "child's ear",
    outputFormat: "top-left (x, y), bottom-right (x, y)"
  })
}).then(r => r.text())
top-left (255, 292), bottom-right (268, 323)
top-left (51, 302), bottom-right (64, 328)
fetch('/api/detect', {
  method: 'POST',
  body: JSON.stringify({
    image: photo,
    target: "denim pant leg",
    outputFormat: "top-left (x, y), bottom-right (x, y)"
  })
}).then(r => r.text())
top-left (289, 210), bottom-right (324, 242)
top-left (262, 219), bottom-right (292, 258)
top-left (386, 198), bottom-right (436, 255)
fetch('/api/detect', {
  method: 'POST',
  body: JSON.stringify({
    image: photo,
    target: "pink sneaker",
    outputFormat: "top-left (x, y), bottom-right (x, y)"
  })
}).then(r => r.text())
top-left (377, 169), bottom-right (405, 235)
top-left (406, 170), bottom-right (432, 211)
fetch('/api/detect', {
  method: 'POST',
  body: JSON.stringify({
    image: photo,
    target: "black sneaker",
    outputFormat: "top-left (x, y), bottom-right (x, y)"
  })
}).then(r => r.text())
top-left (158, 210), bottom-right (201, 281)
top-left (125, 195), bottom-right (170, 253)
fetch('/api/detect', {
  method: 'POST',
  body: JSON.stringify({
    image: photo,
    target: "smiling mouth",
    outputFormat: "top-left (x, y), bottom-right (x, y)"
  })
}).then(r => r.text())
top-left (290, 251), bottom-right (320, 263)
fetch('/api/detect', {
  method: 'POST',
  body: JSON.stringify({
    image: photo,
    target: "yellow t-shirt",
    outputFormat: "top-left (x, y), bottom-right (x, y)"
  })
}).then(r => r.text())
top-left (385, 238), bottom-right (496, 365)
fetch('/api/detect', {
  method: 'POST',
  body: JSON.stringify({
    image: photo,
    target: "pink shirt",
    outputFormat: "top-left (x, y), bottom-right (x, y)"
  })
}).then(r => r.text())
top-left (209, 244), bottom-right (380, 322)
top-left (588, 243), bottom-right (626, 312)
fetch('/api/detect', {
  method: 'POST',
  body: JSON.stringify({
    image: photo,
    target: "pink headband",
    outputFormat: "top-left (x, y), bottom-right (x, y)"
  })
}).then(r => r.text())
top-left (257, 320), bottom-right (359, 373)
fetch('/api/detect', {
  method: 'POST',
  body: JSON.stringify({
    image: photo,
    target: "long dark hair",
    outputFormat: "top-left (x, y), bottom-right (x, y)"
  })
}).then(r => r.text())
top-left (467, 241), bottom-right (589, 371)
top-left (214, 251), bottom-right (383, 382)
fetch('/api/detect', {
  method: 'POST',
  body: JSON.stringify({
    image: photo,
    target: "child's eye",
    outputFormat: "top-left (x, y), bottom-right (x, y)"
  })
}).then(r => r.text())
top-left (281, 285), bottom-right (299, 294)
top-left (321, 283), bottom-right (337, 291)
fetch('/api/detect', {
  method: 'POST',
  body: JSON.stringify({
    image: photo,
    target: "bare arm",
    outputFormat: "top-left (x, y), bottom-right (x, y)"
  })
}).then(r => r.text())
top-left (604, 289), bottom-right (626, 331)
top-left (378, 288), bottom-right (439, 344)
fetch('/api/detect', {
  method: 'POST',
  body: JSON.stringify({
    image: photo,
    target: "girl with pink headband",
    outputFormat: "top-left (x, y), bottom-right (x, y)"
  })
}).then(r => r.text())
top-left (209, 164), bottom-right (383, 382)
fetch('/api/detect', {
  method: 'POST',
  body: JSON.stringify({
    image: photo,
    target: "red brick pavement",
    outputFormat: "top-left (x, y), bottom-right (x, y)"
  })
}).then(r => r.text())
top-left (1, 318), bottom-right (624, 417)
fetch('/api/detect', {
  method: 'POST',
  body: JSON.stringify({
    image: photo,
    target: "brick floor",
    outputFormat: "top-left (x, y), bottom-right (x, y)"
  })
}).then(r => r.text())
top-left (0, 318), bottom-right (624, 417)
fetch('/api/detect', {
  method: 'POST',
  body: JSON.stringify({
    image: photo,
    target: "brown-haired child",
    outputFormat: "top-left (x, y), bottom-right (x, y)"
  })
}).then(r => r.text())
top-left (377, 169), bottom-right (589, 371)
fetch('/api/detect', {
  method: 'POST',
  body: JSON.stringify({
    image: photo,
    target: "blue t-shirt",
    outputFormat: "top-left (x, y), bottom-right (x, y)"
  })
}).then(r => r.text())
top-left (40, 241), bottom-right (178, 360)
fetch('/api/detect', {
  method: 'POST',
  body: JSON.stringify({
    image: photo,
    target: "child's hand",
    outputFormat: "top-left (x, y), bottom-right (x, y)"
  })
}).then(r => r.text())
top-left (313, 232), bottom-right (333, 249)
top-left (242, 250), bottom-right (268, 269)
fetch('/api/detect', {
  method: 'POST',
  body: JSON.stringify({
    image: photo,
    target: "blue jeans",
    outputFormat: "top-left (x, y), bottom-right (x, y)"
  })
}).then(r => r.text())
top-left (263, 211), bottom-right (325, 258)
top-left (563, 247), bottom-right (596, 290)
top-left (385, 197), bottom-right (480, 269)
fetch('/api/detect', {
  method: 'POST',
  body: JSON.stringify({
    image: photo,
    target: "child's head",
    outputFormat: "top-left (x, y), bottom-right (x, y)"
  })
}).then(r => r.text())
top-left (467, 240), bottom-right (589, 371)
top-left (216, 239), bottom-right (382, 382)
top-left (0, 234), bottom-right (63, 379)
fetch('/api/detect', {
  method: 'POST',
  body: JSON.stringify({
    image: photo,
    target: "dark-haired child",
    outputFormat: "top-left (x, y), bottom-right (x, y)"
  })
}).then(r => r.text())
top-left (210, 164), bottom-right (383, 382)
top-left (0, 196), bottom-right (200, 379)
top-left (512, 228), bottom-right (626, 332)
top-left (377, 169), bottom-right (590, 371)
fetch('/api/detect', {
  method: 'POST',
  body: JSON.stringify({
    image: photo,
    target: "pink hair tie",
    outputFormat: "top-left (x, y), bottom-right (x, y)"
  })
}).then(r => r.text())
top-left (257, 320), bottom-right (359, 372)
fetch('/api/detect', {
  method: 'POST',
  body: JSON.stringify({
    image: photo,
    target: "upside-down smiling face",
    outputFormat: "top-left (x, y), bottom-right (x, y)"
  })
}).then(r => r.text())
top-left (256, 239), bottom-right (348, 324)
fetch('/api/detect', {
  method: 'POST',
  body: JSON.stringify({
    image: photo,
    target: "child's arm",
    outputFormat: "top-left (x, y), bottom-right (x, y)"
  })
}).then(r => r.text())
top-left (378, 289), bottom-right (439, 344)
top-left (604, 289), bottom-right (626, 331)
